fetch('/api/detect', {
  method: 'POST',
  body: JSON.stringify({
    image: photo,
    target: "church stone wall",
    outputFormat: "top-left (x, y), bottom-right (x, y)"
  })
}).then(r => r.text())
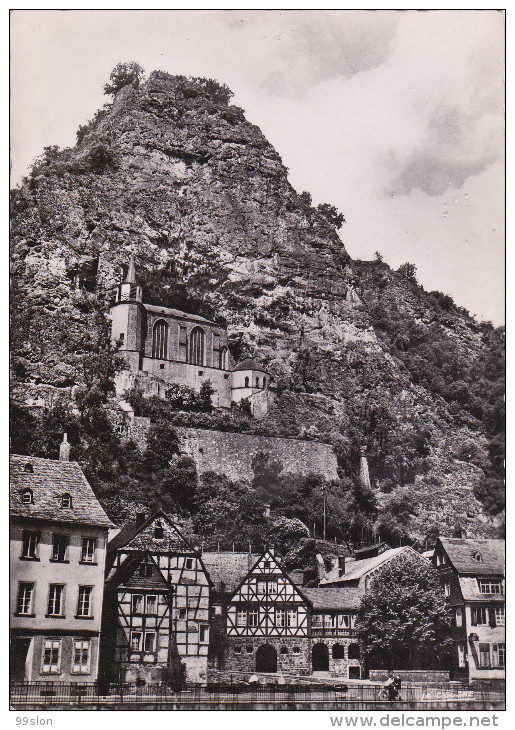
top-left (175, 427), bottom-right (339, 483)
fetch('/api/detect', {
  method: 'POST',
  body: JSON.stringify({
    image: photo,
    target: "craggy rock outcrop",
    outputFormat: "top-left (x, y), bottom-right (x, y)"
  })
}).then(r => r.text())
top-left (10, 71), bottom-right (501, 539)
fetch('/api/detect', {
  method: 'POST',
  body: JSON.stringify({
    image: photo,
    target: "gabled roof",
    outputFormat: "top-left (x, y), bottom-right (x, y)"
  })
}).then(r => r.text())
top-left (201, 552), bottom-right (260, 592)
top-left (10, 454), bottom-right (113, 528)
top-left (105, 551), bottom-right (169, 592)
top-left (232, 358), bottom-right (268, 373)
top-left (438, 538), bottom-right (505, 576)
top-left (108, 510), bottom-right (195, 553)
top-left (320, 546), bottom-right (424, 585)
top-left (142, 303), bottom-right (219, 327)
top-left (302, 587), bottom-right (363, 611)
top-left (229, 549), bottom-right (309, 604)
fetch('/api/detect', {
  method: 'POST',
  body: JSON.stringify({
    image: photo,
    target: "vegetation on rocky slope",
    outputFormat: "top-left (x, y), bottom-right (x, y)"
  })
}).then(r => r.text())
top-left (10, 69), bottom-right (504, 546)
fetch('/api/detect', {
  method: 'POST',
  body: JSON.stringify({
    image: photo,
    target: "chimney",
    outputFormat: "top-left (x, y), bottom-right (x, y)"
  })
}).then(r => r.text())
top-left (359, 449), bottom-right (371, 490)
top-left (59, 433), bottom-right (70, 461)
top-left (316, 553), bottom-right (327, 582)
top-left (338, 555), bottom-right (346, 577)
top-left (136, 512), bottom-right (146, 525)
top-left (264, 504), bottom-right (271, 518)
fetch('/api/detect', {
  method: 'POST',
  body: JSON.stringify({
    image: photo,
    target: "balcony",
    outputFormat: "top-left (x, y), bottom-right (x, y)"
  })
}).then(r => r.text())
top-left (311, 627), bottom-right (358, 638)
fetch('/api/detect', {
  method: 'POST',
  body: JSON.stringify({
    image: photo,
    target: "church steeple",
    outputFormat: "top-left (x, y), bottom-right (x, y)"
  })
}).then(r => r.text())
top-left (126, 253), bottom-right (136, 284)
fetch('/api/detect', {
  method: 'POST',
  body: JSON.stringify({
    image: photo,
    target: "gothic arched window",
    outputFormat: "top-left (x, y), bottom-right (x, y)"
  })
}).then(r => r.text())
top-left (219, 346), bottom-right (228, 370)
top-left (245, 376), bottom-right (250, 388)
top-left (152, 320), bottom-right (168, 360)
top-left (189, 327), bottom-right (205, 366)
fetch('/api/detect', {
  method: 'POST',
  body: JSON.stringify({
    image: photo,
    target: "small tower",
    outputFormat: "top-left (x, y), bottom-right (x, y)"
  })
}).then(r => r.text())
top-left (231, 357), bottom-right (270, 417)
top-left (109, 254), bottom-right (144, 374)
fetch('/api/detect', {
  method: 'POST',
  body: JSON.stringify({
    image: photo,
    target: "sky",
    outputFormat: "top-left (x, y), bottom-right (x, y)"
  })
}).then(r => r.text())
top-left (10, 9), bottom-right (505, 325)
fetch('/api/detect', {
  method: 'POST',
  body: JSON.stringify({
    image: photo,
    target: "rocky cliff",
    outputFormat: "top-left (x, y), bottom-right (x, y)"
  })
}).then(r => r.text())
top-left (10, 71), bottom-right (504, 539)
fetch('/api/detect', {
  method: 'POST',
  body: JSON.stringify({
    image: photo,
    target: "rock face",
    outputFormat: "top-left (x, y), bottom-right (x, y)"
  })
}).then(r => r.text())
top-left (10, 71), bottom-right (501, 539)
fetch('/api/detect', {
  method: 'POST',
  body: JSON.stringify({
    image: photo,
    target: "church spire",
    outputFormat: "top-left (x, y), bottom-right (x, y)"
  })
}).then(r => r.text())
top-left (125, 253), bottom-right (136, 284)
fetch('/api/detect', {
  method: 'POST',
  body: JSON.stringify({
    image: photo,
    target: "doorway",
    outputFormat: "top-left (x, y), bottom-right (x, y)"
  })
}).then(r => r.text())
top-left (10, 638), bottom-right (32, 682)
top-left (312, 642), bottom-right (329, 672)
top-left (256, 644), bottom-right (277, 673)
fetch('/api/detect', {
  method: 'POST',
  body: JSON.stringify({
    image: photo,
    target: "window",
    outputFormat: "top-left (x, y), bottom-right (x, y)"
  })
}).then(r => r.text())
top-left (263, 560), bottom-right (270, 569)
top-left (189, 327), bottom-right (205, 366)
top-left (179, 608), bottom-right (187, 620)
top-left (61, 493), bottom-right (72, 509)
top-left (200, 625), bottom-right (209, 643)
top-left (219, 346), bottom-right (228, 370)
top-left (47, 584), bottom-right (64, 616)
top-left (21, 530), bottom-right (39, 559)
top-left (245, 376), bottom-right (249, 388)
top-left (455, 607), bottom-right (463, 627)
top-left (246, 644), bottom-right (253, 653)
top-left (132, 595), bottom-right (143, 614)
top-left (471, 606), bottom-right (489, 626)
top-left (268, 581), bottom-right (277, 594)
top-left (287, 609), bottom-right (298, 627)
top-left (256, 377), bottom-right (260, 388)
top-left (293, 647), bottom-right (300, 655)
top-left (185, 558), bottom-right (194, 570)
top-left (81, 537), bottom-right (97, 563)
top-left (492, 643), bottom-right (505, 668)
top-left (457, 642), bottom-right (466, 668)
top-left (478, 579), bottom-right (503, 594)
top-left (333, 644), bottom-right (345, 659)
top-left (494, 606), bottom-right (505, 626)
top-left (146, 595), bottom-right (158, 615)
top-left (41, 639), bottom-right (61, 674)
top-left (276, 608), bottom-right (286, 627)
top-left (24, 462), bottom-right (34, 473)
top-left (280, 646), bottom-right (288, 655)
top-left (52, 534), bottom-right (69, 562)
top-left (178, 325), bottom-right (188, 362)
top-left (444, 582), bottom-right (450, 597)
top-left (473, 551), bottom-right (483, 562)
top-left (21, 489), bottom-right (33, 505)
top-left (72, 640), bottom-right (90, 674)
top-left (144, 632), bottom-right (156, 653)
top-left (257, 580), bottom-right (267, 594)
top-left (234, 646), bottom-right (241, 654)
top-left (236, 609), bottom-right (246, 627)
top-left (248, 609), bottom-right (259, 627)
top-left (152, 320), bottom-right (168, 360)
top-left (77, 586), bottom-right (93, 617)
top-left (479, 643), bottom-right (491, 668)
top-left (16, 582), bottom-right (34, 615)
top-left (139, 556), bottom-right (153, 577)
top-left (130, 631), bottom-right (142, 651)
top-left (119, 333), bottom-right (125, 344)
top-left (154, 523), bottom-right (164, 539)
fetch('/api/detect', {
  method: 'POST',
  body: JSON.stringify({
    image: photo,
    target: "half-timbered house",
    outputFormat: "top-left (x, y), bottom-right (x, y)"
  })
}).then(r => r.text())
top-left (99, 511), bottom-right (211, 684)
top-left (225, 549), bottom-right (311, 674)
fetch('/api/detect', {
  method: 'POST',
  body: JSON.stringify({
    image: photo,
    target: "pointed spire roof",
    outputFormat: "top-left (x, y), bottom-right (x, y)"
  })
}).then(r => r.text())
top-left (125, 253), bottom-right (136, 284)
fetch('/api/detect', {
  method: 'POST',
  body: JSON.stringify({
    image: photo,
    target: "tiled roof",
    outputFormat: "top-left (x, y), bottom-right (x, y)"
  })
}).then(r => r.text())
top-left (320, 546), bottom-right (415, 585)
top-left (232, 358), bottom-right (268, 373)
top-left (302, 587), bottom-right (363, 610)
top-left (439, 538), bottom-right (505, 576)
top-left (458, 576), bottom-right (505, 603)
top-left (108, 511), bottom-right (193, 553)
top-left (143, 303), bottom-right (218, 326)
top-left (201, 552), bottom-right (260, 592)
top-left (10, 454), bottom-right (113, 528)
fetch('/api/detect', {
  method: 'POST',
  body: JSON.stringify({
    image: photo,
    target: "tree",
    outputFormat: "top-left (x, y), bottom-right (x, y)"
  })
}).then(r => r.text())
top-left (396, 262), bottom-right (417, 283)
top-left (357, 555), bottom-right (453, 670)
top-left (316, 203), bottom-right (345, 229)
top-left (104, 62), bottom-right (145, 96)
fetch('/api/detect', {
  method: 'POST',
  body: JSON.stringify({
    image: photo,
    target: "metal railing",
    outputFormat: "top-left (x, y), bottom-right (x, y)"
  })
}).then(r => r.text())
top-left (10, 680), bottom-right (505, 708)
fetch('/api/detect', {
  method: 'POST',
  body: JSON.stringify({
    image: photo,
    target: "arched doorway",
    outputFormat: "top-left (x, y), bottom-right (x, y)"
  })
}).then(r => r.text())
top-left (312, 642), bottom-right (329, 672)
top-left (256, 644), bottom-right (277, 673)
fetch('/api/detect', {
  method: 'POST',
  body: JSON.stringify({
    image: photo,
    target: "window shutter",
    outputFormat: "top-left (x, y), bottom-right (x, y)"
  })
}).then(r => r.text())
top-left (489, 608), bottom-right (496, 628)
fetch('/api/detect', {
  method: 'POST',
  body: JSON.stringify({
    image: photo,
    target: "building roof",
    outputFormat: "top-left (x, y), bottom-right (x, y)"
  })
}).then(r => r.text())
top-left (320, 546), bottom-right (421, 585)
top-left (143, 303), bottom-right (219, 327)
top-left (10, 454), bottom-right (113, 528)
top-left (458, 576), bottom-right (505, 603)
top-left (232, 358), bottom-right (268, 374)
top-left (302, 587), bottom-right (363, 610)
top-left (201, 552), bottom-right (260, 592)
top-left (438, 538), bottom-right (505, 576)
top-left (107, 510), bottom-right (193, 553)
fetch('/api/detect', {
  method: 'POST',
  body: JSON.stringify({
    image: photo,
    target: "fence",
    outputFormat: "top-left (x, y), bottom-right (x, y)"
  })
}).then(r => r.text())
top-left (10, 680), bottom-right (505, 710)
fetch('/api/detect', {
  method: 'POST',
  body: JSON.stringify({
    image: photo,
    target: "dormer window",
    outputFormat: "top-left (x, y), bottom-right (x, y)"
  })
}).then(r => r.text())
top-left (473, 551), bottom-right (483, 563)
top-left (24, 463), bottom-right (33, 473)
top-left (61, 493), bottom-right (72, 509)
top-left (154, 522), bottom-right (164, 539)
top-left (22, 489), bottom-right (33, 505)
